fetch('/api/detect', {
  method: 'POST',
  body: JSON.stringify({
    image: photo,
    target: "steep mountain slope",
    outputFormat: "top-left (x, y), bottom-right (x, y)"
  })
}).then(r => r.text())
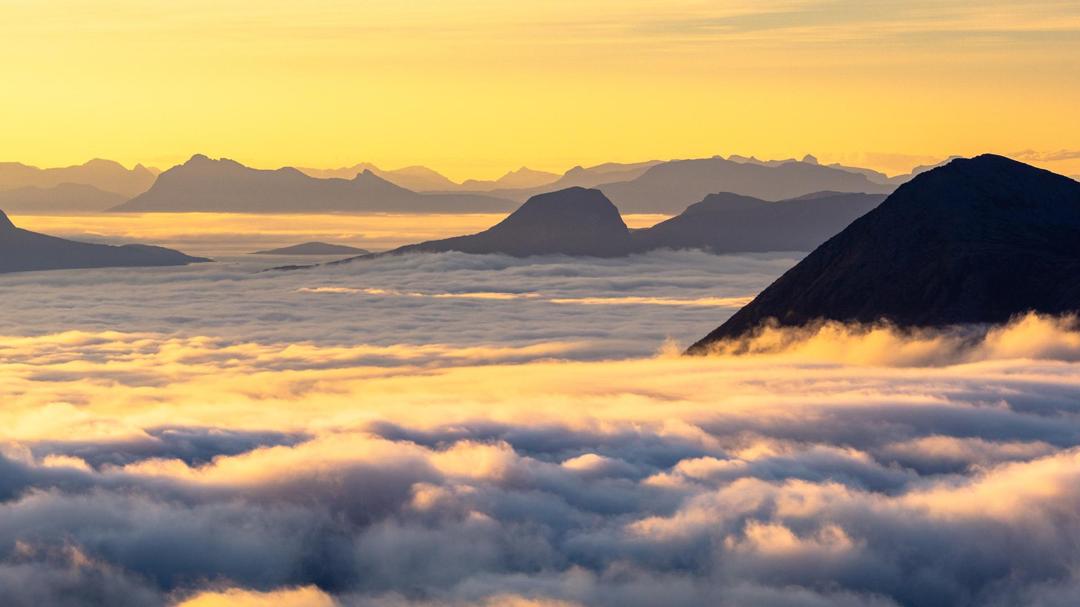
top-left (688, 155), bottom-right (1080, 351)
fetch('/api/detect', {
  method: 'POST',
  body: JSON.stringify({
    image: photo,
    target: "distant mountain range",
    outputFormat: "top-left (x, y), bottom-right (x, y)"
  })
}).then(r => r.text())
top-left (5, 154), bottom-right (958, 215)
top-left (297, 164), bottom-right (460, 191)
top-left (348, 187), bottom-right (885, 260)
top-left (112, 155), bottom-right (516, 213)
top-left (459, 167), bottom-right (562, 191)
top-left (687, 155), bottom-right (1080, 351)
top-left (0, 209), bottom-right (207, 274)
top-left (727, 153), bottom-right (952, 186)
top-left (595, 156), bottom-right (895, 214)
top-left (0, 183), bottom-right (126, 214)
top-left (0, 159), bottom-right (157, 198)
top-left (111, 155), bottom-right (901, 215)
top-left (299, 162), bottom-right (633, 193)
top-left (466, 161), bottom-right (663, 202)
top-left (253, 242), bottom-right (370, 255)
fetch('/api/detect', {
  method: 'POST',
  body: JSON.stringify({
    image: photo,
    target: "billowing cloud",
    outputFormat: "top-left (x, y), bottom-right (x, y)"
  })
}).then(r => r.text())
top-left (4, 252), bottom-right (1080, 605)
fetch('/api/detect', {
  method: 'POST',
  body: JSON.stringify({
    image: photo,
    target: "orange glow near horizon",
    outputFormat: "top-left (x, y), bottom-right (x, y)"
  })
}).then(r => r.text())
top-left (1, 1), bottom-right (1079, 180)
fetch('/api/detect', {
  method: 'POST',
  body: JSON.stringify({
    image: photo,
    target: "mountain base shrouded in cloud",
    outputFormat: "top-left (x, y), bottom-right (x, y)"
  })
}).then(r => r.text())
top-left (390, 187), bottom-right (636, 257)
top-left (0, 209), bottom-right (207, 274)
top-left (368, 188), bottom-right (886, 260)
top-left (3, 247), bottom-right (1080, 606)
top-left (252, 242), bottom-right (371, 256)
top-left (690, 155), bottom-right (1080, 352)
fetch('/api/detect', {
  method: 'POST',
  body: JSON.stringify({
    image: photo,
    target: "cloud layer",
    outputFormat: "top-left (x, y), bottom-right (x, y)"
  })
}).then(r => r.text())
top-left (0, 250), bottom-right (789, 361)
top-left (4, 253), bottom-right (1080, 606)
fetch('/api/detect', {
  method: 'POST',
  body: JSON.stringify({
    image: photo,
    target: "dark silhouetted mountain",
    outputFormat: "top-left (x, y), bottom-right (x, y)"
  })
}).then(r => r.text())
top-left (0, 209), bottom-right (208, 274)
top-left (0, 159), bottom-right (157, 197)
top-left (597, 157), bottom-right (894, 214)
top-left (349, 188), bottom-right (880, 261)
top-left (688, 155), bottom-right (1080, 352)
top-left (632, 192), bottom-right (886, 254)
top-left (253, 242), bottom-right (370, 255)
top-left (0, 184), bottom-right (126, 214)
top-left (111, 155), bottom-right (515, 213)
top-left (385, 187), bottom-right (634, 257)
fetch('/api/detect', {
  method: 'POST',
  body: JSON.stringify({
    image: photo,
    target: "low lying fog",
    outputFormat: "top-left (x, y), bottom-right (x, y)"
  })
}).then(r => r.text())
top-left (3, 251), bottom-right (1080, 607)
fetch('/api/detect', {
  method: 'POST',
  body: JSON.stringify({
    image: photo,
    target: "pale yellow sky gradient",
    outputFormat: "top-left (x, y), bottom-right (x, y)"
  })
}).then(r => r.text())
top-left (2, 0), bottom-right (1078, 180)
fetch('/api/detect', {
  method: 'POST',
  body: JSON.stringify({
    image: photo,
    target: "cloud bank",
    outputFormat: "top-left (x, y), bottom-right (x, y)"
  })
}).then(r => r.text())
top-left (4, 252), bottom-right (1080, 605)
top-left (0, 250), bottom-right (791, 361)
top-left (3, 312), bottom-right (1080, 605)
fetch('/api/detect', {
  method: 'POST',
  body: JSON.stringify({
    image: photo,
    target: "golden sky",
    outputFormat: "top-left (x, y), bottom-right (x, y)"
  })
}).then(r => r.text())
top-left (2, 0), bottom-right (1079, 179)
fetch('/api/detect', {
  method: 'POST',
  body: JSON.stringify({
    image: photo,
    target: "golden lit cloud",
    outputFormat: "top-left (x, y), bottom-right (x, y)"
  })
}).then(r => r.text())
top-left (175, 586), bottom-right (337, 607)
top-left (3, 314), bottom-right (1080, 604)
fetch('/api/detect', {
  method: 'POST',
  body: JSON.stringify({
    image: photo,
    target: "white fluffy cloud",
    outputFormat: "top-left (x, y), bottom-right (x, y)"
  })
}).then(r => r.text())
top-left (3, 252), bottom-right (1080, 606)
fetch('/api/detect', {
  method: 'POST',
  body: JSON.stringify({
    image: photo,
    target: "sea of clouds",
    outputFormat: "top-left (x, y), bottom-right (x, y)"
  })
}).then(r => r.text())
top-left (3, 251), bottom-right (1080, 607)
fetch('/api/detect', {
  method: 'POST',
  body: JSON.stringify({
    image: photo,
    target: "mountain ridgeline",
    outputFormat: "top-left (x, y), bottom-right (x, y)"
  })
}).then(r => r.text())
top-left (357, 187), bottom-right (885, 260)
top-left (0, 183), bottom-right (127, 214)
top-left (688, 155), bottom-right (1080, 352)
top-left (111, 155), bottom-right (517, 214)
top-left (391, 188), bottom-right (634, 257)
top-left (596, 156), bottom-right (894, 214)
top-left (0, 159), bottom-right (157, 198)
top-left (0, 209), bottom-right (207, 274)
top-left (104, 154), bottom-right (910, 215)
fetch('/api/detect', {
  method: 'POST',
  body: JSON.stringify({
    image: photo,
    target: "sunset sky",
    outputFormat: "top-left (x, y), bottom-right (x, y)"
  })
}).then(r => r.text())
top-left (2, 0), bottom-right (1079, 179)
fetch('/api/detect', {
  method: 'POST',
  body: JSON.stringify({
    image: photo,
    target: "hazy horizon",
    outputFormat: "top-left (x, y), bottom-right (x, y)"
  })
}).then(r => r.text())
top-left (3, 1), bottom-right (1079, 180)
top-left (2, 149), bottom-right (1078, 185)
top-left (5, 3), bottom-right (1080, 606)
